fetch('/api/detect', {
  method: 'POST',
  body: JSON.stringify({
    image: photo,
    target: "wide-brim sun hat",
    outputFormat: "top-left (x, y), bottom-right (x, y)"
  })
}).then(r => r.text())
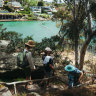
top-left (25, 40), bottom-right (35, 47)
top-left (65, 64), bottom-right (75, 72)
top-left (45, 47), bottom-right (52, 51)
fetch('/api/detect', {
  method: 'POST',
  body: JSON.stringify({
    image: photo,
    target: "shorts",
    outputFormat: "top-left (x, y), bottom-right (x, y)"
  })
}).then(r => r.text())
top-left (23, 67), bottom-right (31, 77)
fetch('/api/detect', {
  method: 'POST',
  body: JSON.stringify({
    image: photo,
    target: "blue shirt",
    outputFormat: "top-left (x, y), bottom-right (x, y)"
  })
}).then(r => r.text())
top-left (68, 68), bottom-right (82, 80)
top-left (68, 68), bottom-right (82, 87)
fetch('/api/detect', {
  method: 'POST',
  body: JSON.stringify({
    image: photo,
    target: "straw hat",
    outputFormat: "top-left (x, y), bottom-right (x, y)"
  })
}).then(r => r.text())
top-left (45, 47), bottom-right (52, 51)
top-left (65, 64), bottom-right (75, 72)
top-left (25, 40), bottom-right (35, 47)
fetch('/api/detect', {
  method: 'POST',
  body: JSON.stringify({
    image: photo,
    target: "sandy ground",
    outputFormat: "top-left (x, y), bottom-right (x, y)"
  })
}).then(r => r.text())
top-left (60, 50), bottom-right (96, 72)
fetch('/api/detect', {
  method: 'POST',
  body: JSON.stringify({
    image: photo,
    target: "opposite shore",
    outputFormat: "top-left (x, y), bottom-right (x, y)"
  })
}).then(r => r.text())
top-left (0, 18), bottom-right (51, 22)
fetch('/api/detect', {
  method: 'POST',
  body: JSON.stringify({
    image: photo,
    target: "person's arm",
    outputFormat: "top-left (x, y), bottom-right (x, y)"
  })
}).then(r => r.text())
top-left (49, 58), bottom-right (55, 74)
top-left (49, 64), bottom-right (55, 71)
top-left (78, 71), bottom-right (83, 82)
top-left (26, 52), bottom-right (35, 69)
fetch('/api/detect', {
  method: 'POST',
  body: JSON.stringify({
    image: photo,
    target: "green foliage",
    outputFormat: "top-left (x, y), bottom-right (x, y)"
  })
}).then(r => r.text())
top-left (53, 2), bottom-right (87, 42)
top-left (40, 14), bottom-right (50, 18)
top-left (27, 13), bottom-right (37, 20)
top-left (3, 5), bottom-right (14, 12)
top-left (0, 24), bottom-right (35, 53)
top-left (23, 7), bottom-right (31, 14)
top-left (38, 1), bottom-right (44, 6)
top-left (18, 7), bottom-right (31, 14)
top-left (53, 7), bottom-right (72, 20)
top-left (90, 2), bottom-right (96, 19)
top-left (5, 31), bottom-right (23, 53)
top-left (0, 24), bottom-right (23, 52)
top-left (34, 35), bottom-right (60, 53)
top-left (0, 24), bottom-right (7, 40)
top-left (4, 1), bottom-right (8, 4)
top-left (24, 36), bottom-right (33, 43)
top-left (30, 0), bottom-right (38, 6)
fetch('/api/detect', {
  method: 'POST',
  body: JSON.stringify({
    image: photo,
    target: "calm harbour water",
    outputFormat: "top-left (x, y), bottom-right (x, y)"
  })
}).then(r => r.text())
top-left (0, 21), bottom-right (60, 42)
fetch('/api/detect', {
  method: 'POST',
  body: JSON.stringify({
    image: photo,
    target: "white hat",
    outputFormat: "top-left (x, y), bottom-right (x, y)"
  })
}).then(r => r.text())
top-left (45, 47), bottom-right (52, 51)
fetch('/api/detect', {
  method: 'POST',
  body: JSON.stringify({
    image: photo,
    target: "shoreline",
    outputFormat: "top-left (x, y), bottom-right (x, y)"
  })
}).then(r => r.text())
top-left (0, 18), bottom-right (51, 22)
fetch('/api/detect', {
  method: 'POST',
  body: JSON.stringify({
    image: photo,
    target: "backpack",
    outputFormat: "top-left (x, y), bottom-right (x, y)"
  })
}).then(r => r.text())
top-left (17, 51), bottom-right (29, 68)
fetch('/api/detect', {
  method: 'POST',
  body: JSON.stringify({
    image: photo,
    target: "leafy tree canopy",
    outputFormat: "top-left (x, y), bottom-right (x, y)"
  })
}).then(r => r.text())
top-left (90, 2), bottom-right (96, 19)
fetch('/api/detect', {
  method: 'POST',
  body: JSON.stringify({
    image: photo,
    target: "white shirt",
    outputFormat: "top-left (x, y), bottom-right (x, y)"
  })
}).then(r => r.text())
top-left (43, 56), bottom-right (51, 65)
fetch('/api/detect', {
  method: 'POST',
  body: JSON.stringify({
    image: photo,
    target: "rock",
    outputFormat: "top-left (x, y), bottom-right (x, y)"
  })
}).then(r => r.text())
top-left (28, 92), bottom-right (41, 96)
top-left (51, 85), bottom-right (58, 89)
top-left (0, 61), bottom-right (3, 64)
top-left (0, 64), bottom-right (5, 68)
top-left (12, 53), bottom-right (18, 57)
top-left (0, 52), bottom-right (17, 70)
top-left (0, 87), bottom-right (12, 96)
top-left (27, 84), bottom-right (40, 91)
top-left (0, 40), bottom-right (10, 48)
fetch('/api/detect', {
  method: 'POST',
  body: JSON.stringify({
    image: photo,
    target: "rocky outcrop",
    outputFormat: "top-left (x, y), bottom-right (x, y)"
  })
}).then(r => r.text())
top-left (0, 40), bottom-right (10, 52)
top-left (0, 86), bottom-right (12, 96)
top-left (0, 52), bottom-right (17, 70)
top-left (0, 40), bottom-right (10, 47)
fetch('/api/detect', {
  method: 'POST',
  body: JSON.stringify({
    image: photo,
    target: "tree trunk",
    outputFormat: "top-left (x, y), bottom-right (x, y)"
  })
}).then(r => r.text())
top-left (75, 33), bottom-right (79, 67)
top-left (73, 0), bottom-right (79, 67)
top-left (79, 31), bottom-right (96, 70)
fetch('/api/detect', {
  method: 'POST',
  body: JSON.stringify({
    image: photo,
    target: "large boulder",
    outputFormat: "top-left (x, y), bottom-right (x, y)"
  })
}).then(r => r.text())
top-left (0, 86), bottom-right (12, 96)
top-left (0, 52), bottom-right (17, 70)
top-left (0, 40), bottom-right (10, 50)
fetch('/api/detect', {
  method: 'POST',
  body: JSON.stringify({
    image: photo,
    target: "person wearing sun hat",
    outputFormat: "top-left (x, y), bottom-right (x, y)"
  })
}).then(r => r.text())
top-left (40, 47), bottom-right (55, 88)
top-left (24, 40), bottom-right (36, 89)
top-left (65, 64), bottom-right (83, 88)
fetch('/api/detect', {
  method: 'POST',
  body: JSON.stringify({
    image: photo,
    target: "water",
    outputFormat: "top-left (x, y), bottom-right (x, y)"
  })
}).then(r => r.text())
top-left (0, 21), bottom-right (60, 42)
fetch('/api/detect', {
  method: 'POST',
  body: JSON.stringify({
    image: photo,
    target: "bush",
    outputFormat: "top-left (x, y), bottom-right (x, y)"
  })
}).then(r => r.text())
top-left (33, 35), bottom-right (60, 54)
top-left (40, 14), bottom-right (50, 18)
top-left (38, 1), bottom-right (44, 6)
top-left (24, 36), bottom-right (33, 43)
top-left (5, 31), bottom-right (24, 53)
top-left (3, 5), bottom-right (14, 12)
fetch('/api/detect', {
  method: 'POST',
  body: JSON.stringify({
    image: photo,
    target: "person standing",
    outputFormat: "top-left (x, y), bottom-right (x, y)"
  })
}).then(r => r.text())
top-left (24, 40), bottom-right (36, 89)
top-left (42, 47), bottom-right (55, 88)
top-left (65, 64), bottom-right (83, 88)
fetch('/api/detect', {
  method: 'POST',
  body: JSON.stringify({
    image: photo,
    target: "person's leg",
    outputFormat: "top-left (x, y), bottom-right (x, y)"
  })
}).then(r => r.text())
top-left (25, 67), bottom-right (32, 88)
top-left (39, 69), bottom-right (47, 87)
top-left (68, 77), bottom-right (74, 88)
top-left (74, 75), bottom-right (80, 86)
top-left (46, 71), bottom-right (52, 88)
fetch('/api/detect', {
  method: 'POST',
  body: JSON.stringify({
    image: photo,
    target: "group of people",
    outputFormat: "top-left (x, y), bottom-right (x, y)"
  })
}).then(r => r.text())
top-left (19, 40), bottom-right (83, 89)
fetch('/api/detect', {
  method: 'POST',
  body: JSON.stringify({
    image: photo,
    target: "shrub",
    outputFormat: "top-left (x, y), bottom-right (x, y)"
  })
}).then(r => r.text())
top-left (33, 35), bottom-right (60, 54)
top-left (40, 14), bottom-right (50, 18)
top-left (5, 31), bottom-right (24, 53)
top-left (3, 5), bottom-right (14, 12)
top-left (38, 1), bottom-right (44, 6)
top-left (24, 36), bottom-right (33, 43)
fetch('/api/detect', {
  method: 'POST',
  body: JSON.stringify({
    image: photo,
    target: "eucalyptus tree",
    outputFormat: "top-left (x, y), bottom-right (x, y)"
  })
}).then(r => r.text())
top-left (53, 0), bottom-right (96, 69)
